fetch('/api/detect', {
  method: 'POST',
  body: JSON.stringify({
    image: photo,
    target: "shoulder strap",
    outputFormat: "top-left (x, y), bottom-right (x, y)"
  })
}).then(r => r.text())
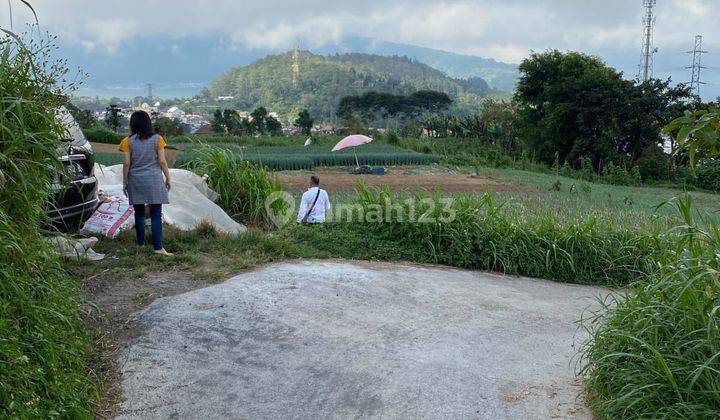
top-left (302, 189), bottom-right (322, 223)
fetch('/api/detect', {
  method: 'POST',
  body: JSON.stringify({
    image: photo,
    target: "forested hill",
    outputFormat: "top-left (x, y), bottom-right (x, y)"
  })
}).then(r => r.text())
top-left (208, 51), bottom-right (493, 122)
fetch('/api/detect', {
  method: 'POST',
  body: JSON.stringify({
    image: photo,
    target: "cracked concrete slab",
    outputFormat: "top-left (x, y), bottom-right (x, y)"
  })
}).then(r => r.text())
top-left (116, 261), bottom-right (605, 419)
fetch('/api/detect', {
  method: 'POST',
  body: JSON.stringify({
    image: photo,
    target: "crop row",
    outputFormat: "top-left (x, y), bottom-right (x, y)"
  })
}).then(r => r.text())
top-left (180, 147), bottom-right (439, 171)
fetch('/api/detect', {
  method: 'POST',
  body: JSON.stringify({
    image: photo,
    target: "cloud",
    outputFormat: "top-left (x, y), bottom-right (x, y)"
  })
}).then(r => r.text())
top-left (5, 0), bottom-right (719, 71)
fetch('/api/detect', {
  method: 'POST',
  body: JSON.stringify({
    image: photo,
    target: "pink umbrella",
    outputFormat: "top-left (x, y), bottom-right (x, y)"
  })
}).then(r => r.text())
top-left (331, 134), bottom-right (373, 168)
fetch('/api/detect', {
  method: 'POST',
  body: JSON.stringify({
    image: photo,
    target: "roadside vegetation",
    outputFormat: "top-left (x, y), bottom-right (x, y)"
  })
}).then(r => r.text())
top-left (0, 36), bottom-right (95, 417)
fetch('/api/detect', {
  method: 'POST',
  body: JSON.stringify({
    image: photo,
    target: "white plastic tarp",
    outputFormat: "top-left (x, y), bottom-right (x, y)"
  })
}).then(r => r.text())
top-left (88, 164), bottom-right (245, 235)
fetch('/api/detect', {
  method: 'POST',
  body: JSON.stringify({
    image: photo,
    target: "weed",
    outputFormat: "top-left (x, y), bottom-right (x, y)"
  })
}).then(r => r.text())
top-left (0, 35), bottom-right (95, 417)
top-left (581, 196), bottom-right (720, 418)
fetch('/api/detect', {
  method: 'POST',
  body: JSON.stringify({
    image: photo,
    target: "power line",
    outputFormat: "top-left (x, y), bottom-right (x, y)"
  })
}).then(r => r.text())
top-left (638, 0), bottom-right (657, 82)
top-left (686, 35), bottom-right (708, 96)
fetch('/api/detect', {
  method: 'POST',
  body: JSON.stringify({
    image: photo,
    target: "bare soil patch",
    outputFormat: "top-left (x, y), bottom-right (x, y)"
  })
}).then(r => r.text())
top-left (278, 167), bottom-right (536, 194)
top-left (81, 266), bottom-right (221, 419)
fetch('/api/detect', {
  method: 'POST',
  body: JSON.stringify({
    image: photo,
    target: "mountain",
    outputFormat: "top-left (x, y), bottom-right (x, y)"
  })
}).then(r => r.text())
top-left (54, 35), bottom-right (518, 99)
top-left (208, 52), bottom-right (493, 122)
top-left (315, 37), bottom-right (520, 93)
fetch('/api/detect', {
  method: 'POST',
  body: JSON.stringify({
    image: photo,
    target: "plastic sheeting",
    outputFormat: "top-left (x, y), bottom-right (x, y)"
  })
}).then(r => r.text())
top-left (92, 164), bottom-right (245, 235)
top-left (48, 236), bottom-right (105, 261)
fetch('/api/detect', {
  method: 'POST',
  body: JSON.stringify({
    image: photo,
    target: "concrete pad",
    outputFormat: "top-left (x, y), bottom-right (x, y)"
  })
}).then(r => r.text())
top-left (117, 261), bottom-right (605, 419)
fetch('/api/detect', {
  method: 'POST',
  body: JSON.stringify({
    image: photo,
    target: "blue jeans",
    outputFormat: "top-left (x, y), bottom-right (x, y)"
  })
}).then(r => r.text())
top-left (133, 204), bottom-right (163, 251)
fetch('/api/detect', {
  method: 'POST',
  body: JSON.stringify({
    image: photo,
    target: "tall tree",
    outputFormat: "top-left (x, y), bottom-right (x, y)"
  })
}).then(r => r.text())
top-left (265, 116), bottom-right (282, 136)
top-left (104, 104), bottom-right (123, 133)
top-left (250, 107), bottom-right (268, 135)
top-left (211, 109), bottom-right (225, 133)
top-left (66, 103), bottom-right (97, 129)
top-left (515, 50), bottom-right (695, 169)
top-left (154, 117), bottom-right (184, 137)
top-left (295, 109), bottom-right (314, 136)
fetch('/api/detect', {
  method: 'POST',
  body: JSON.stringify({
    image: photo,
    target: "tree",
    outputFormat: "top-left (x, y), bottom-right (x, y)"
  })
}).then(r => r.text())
top-left (250, 107), bottom-right (268, 135)
top-left (410, 90), bottom-right (453, 112)
top-left (211, 109), bottom-right (225, 133)
top-left (348, 115), bottom-right (367, 134)
top-left (479, 98), bottom-right (520, 155)
top-left (222, 109), bottom-right (240, 133)
top-left (104, 104), bottom-right (123, 133)
top-left (265, 116), bottom-right (282, 136)
top-left (515, 50), bottom-right (695, 169)
top-left (66, 103), bottom-right (97, 129)
top-left (295, 109), bottom-right (314, 136)
top-left (337, 90), bottom-right (452, 124)
top-left (154, 117), bottom-right (184, 137)
top-left (664, 105), bottom-right (720, 169)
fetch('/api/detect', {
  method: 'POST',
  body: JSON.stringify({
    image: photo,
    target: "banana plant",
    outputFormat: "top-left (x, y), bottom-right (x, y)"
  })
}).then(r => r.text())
top-left (663, 105), bottom-right (720, 170)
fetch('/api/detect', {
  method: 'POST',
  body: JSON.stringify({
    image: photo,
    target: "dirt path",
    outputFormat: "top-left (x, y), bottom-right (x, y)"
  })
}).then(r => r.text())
top-left (82, 268), bottom-right (220, 418)
top-left (110, 261), bottom-right (601, 419)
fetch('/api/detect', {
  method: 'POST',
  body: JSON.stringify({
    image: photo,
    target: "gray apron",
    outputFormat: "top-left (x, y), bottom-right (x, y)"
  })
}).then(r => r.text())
top-left (127, 134), bottom-right (169, 205)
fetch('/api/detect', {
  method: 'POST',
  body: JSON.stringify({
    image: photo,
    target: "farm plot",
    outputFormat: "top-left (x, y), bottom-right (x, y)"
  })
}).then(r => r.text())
top-left (178, 143), bottom-right (439, 171)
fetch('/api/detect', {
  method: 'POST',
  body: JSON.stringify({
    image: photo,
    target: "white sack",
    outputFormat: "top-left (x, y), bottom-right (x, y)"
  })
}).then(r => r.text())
top-left (80, 186), bottom-right (134, 238)
top-left (92, 164), bottom-right (244, 235)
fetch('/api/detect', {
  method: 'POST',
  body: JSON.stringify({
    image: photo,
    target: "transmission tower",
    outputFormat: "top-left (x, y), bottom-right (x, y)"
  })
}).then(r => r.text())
top-left (638, 0), bottom-right (657, 82)
top-left (686, 35), bottom-right (707, 96)
top-left (292, 44), bottom-right (300, 87)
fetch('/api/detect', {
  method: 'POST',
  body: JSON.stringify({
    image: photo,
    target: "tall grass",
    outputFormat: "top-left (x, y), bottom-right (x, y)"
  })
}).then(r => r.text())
top-left (183, 146), bottom-right (286, 227)
top-left (581, 196), bottom-right (720, 418)
top-left (293, 182), bottom-right (668, 286)
top-left (0, 36), bottom-right (94, 417)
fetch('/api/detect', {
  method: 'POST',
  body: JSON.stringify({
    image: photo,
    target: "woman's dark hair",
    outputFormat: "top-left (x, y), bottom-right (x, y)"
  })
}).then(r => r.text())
top-left (129, 111), bottom-right (153, 140)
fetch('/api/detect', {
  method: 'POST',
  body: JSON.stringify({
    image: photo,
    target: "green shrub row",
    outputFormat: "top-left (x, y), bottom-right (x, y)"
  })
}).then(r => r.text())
top-left (294, 182), bottom-right (667, 286)
top-left (83, 127), bottom-right (123, 144)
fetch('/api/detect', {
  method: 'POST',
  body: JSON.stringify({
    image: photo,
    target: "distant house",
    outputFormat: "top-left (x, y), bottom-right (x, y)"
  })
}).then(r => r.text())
top-left (321, 124), bottom-right (334, 135)
top-left (193, 123), bottom-right (214, 135)
top-left (216, 96), bottom-right (234, 101)
top-left (166, 106), bottom-right (184, 119)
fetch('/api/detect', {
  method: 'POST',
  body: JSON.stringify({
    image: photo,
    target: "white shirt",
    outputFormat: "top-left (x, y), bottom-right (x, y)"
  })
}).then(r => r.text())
top-left (296, 187), bottom-right (331, 223)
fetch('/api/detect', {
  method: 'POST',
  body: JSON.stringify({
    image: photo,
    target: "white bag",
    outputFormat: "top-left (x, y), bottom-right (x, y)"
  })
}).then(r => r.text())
top-left (92, 165), bottom-right (245, 235)
top-left (80, 185), bottom-right (135, 238)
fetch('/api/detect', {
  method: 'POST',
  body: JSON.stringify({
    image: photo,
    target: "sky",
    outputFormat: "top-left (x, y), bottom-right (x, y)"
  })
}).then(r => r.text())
top-left (4, 0), bottom-right (719, 99)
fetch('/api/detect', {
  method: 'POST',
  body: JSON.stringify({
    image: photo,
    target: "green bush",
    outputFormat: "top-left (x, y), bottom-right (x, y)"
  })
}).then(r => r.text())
top-left (637, 144), bottom-right (670, 181)
top-left (183, 147), bottom-right (286, 227)
top-left (581, 196), bottom-right (720, 418)
top-left (299, 182), bottom-right (666, 286)
top-left (0, 37), bottom-right (94, 417)
top-left (692, 160), bottom-right (720, 192)
top-left (83, 127), bottom-right (123, 144)
top-left (602, 163), bottom-right (640, 186)
top-left (386, 130), bottom-right (400, 145)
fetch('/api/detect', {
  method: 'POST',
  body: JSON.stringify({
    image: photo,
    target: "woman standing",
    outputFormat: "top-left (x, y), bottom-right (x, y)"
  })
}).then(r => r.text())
top-left (119, 111), bottom-right (173, 256)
